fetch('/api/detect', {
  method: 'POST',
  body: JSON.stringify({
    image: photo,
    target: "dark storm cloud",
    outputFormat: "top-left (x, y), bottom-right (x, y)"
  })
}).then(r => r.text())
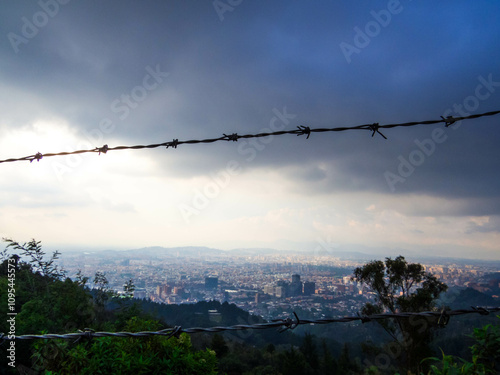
top-left (1, 1), bottom-right (500, 216)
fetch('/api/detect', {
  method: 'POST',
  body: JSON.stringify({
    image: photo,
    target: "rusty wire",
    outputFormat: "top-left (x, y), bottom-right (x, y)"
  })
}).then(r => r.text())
top-left (2, 306), bottom-right (498, 342)
top-left (0, 110), bottom-right (499, 164)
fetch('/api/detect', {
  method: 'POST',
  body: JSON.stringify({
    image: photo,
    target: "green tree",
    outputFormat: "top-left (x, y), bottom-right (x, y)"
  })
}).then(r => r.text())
top-left (319, 338), bottom-right (338, 375)
top-left (422, 316), bottom-right (500, 374)
top-left (337, 343), bottom-right (359, 375)
top-left (0, 239), bottom-right (220, 374)
top-left (32, 317), bottom-right (218, 374)
top-left (210, 333), bottom-right (229, 359)
top-left (469, 318), bottom-right (500, 372)
top-left (3, 238), bottom-right (65, 279)
top-left (353, 255), bottom-right (448, 374)
top-left (123, 278), bottom-right (135, 299)
top-left (0, 239), bottom-right (94, 372)
top-left (300, 333), bottom-right (319, 371)
top-left (279, 346), bottom-right (311, 375)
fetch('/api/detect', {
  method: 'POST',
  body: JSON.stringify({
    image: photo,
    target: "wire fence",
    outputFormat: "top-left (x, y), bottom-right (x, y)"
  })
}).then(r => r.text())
top-left (3, 306), bottom-right (498, 342)
top-left (1, 110), bottom-right (499, 164)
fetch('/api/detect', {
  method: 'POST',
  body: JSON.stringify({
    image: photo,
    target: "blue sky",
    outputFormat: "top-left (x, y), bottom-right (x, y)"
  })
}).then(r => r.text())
top-left (1, 1), bottom-right (500, 259)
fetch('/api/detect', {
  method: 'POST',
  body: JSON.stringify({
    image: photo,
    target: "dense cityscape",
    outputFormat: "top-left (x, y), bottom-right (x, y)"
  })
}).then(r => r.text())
top-left (59, 247), bottom-right (500, 322)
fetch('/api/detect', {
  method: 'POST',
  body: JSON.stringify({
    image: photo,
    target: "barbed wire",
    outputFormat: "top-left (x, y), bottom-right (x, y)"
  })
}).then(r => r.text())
top-left (2, 306), bottom-right (498, 342)
top-left (1, 110), bottom-right (499, 164)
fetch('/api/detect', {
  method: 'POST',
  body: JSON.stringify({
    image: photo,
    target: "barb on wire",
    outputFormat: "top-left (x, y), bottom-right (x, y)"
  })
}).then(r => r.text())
top-left (29, 152), bottom-right (43, 163)
top-left (471, 306), bottom-right (490, 316)
top-left (73, 328), bottom-right (95, 345)
top-left (4, 306), bottom-right (499, 342)
top-left (276, 311), bottom-right (300, 333)
top-left (357, 312), bottom-right (372, 324)
top-left (296, 126), bottom-right (311, 139)
top-left (441, 115), bottom-right (457, 127)
top-left (369, 123), bottom-right (387, 139)
top-left (97, 145), bottom-right (108, 155)
top-left (437, 309), bottom-right (450, 327)
top-left (167, 326), bottom-right (183, 340)
top-left (1, 110), bottom-right (499, 165)
top-left (166, 139), bottom-right (178, 149)
top-left (223, 133), bottom-right (239, 142)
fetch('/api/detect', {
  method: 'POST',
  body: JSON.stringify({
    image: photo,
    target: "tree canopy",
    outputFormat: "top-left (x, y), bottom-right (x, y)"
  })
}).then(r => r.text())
top-left (353, 255), bottom-right (448, 373)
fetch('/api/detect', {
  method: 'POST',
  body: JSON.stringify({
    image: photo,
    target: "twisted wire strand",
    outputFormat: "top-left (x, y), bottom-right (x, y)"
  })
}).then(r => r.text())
top-left (1, 110), bottom-right (499, 164)
top-left (3, 306), bottom-right (499, 341)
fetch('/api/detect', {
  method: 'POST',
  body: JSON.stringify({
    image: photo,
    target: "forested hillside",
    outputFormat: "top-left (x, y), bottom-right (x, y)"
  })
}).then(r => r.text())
top-left (1, 240), bottom-right (499, 374)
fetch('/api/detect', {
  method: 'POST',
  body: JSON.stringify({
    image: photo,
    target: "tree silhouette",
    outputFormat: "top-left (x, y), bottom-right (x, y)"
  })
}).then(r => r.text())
top-left (353, 255), bottom-right (448, 373)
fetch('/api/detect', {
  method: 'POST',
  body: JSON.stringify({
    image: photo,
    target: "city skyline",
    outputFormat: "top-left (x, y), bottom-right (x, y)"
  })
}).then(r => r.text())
top-left (55, 245), bottom-right (500, 323)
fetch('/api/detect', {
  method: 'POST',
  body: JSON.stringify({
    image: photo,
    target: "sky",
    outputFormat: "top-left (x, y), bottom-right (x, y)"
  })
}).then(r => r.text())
top-left (1, 0), bottom-right (500, 260)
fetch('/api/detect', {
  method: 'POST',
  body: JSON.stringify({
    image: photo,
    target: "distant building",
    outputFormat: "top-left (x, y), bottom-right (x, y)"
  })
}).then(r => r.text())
top-left (290, 274), bottom-right (302, 296)
top-left (275, 286), bottom-right (285, 298)
top-left (133, 289), bottom-right (147, 299)
top-left (303, 281), bottom-right (315, 296)
top-left (255, 293), bottom-right (261, 304)
top-left (263, 285), bottom-right (275, 295)
top-left (276, 280), bottom-right (289, 298)
top-left (205, 277), bottom-right (218, 290)
top-left (156, 284), bottom-right (171, 299)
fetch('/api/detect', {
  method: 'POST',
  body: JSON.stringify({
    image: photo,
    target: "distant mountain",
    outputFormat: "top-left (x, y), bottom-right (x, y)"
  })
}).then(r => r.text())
top-left (123, 246), bottom-right (227, 258)
top-left (228, 248), bottom-right (287, 256)
top-left (60, 245), bottom-right (500, 265)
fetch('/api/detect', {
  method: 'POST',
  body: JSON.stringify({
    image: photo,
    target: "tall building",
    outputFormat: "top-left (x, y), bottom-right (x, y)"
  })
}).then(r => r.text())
top-left (275, 286), bottom-right (285, 298)
top-left (255, 293), bottom-right (261, 304)
top-left (205, 277), bottom-right (218, 290)
top-left (303, 281), bottom-right (315, 296)
top-left (290, 274), bottom-right (302, 297)
top-left (276, 280), bottom-right (289, 298)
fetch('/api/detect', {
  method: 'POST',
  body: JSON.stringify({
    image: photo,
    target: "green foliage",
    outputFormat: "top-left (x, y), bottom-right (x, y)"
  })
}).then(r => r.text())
top-left (353, 256), bottom-right (448, 373)
top-left (300, 333), bottom-right (319, 371)
top-left (353, 256), bottom-right (448, 314)
top-left (279, 346), bottom-right (312, 375)
top-left (469, 318), bottom-right (500, 371)
top-left (210, 333), bottom-right (229, 359)
top-left (0, 239), bottom-right (219, 374)
top-left (422, 350), bottom-right (489, 375)
top-left (3, 238), bottom-right (65, 279)
top-left (32, 317), bottom-right (218, 374)
top-left (75, 269), bottom-right (89, 287)
top-left (123, 278), bottom-right (135, 299)
top-left (320, 341), bottom-right (337, 374)
top-left (337, 343), bottom-right (361, 375)
top-left (422, 316), bottom-right (500, 375)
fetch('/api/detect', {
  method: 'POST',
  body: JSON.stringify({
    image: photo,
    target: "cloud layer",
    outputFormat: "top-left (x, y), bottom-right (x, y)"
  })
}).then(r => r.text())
top-left (1, 0), bottom-right (499, 259)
